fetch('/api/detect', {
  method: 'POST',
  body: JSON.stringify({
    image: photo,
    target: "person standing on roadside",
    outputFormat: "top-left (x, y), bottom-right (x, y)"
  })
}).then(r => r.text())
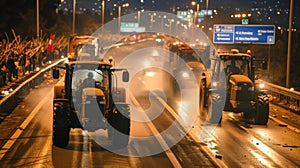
top-left (0, 61), bottom-right (7, 86)
top-left (19, 51), bottom-right (26, 75)
top-left (29, 53), bottom-right (36, 72)
top-left (6, 55), bottom-right (17, 82)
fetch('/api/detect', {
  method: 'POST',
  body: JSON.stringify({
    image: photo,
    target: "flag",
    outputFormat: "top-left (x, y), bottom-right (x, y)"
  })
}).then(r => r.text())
top-left (48, 33), bottom-right (54, 52)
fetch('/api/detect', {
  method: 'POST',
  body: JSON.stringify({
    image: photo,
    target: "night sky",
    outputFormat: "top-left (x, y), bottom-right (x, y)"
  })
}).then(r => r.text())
top-left (68, 0), bottom-right (298, 26)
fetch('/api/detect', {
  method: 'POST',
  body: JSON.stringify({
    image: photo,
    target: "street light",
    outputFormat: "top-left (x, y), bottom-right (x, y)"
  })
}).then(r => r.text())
top-left (286, 0), bottom-right (294, 88)
top-left (149, 13), bottom-right (156, 28)
top-left (176, 21), bottom-right (180, 34)
top-left (138, 10), bottom-right (141, 26)
top-left (117, 3), bottom-right (130, 34)
top-left (72, 0), bottom-right (76, 34)
top-left (205, 0), bottom-right (209, 34)
top-left (102, 0), bottom-right (105, 26)
top-left (169, 19), bottom-right (174, 33)
top-left (160, 15), bottom-right (166, 32)
top-left (192, 1), bottom-right (200, 24)
top-left (36, 0), bottom-right (39, 39)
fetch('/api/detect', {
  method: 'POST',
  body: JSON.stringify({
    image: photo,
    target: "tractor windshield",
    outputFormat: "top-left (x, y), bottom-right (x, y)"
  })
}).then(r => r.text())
top-left (71, 64), bottom-right (109, 96)
top-left (210, 56), bottom-right (250, 83)
top-left (72, 69), bottom-right (108, 91)
top-left (221, 59), bottom-right (250, 77)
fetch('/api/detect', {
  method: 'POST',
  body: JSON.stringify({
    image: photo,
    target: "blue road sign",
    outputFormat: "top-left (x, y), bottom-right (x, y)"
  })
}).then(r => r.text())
top-left (213, 25), bottom-right (234, 43)
top-left (213, 25), bottom-right (275, 44)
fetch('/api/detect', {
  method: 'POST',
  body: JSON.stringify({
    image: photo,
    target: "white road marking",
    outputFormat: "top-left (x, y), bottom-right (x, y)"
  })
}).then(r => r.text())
top-left (137, 77), bottom-right (226, 167)
top-left (129, 92), bottom-right (182, 168)
top-left (154, 95), bottom-right (228, 168)
top-left (269, 115), bottom-right (300, 134)
top-left (225, 113), bottom-right (298, 167)
top-left (0, 90), bottom-right (53, 160)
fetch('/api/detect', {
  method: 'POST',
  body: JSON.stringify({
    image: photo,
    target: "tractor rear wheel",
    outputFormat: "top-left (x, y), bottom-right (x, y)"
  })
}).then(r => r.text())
top-left (53, 110), bottom-right (70, 148)
top-left (254, 102), bottom-right (269, 125)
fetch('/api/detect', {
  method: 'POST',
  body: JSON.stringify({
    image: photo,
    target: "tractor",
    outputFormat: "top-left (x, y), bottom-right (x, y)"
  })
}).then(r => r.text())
top-left (52, 59), bottom-right (130, 148)
top-left (202, 49), bottom-right (269, 124)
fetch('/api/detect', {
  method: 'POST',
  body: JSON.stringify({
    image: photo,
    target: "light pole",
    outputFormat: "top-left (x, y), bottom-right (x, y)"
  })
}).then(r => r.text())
top-left (102, 0), bottom-right (105, 26)
top-left (118, 6), bottom-right (121, 34)
top-left (192, 1), bottom-right (200, 24)
top-left (138, 10), bottom-right (141, 26)
top-left (149, 13), bottom-right (156, 28)
top-left (286, 0), bottom-right (294, 88)
top-left (161, 15), bottom-right (166, 32)
top-left (169, 19), bottom-right (174, 33)
top-left (72, 0), bottom-right (76, 34)
top-left (36, 0), bottom-right (39, 39)
top-left (118, 3), bottom-right (130, 34)
top-left (176, 21), bottom-right (180, 34)
top-left (205, 0), bottom-right (209, 34)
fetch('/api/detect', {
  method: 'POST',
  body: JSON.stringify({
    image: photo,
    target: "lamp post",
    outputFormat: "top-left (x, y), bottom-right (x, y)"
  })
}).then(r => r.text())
top-left (36, 0), bottom-right (39, 39)
top-left (169, 19), bottom-right (174, 33)
top-left (161, 15), bottom-right (166, 32)
top-left (176, 21), bottom-right (180, 34)
top-left (286, 0), bottom-right (294, 88)
top-left (102, 0), bottom-right (105, 26)
top-left (192, 1), bottom-right (200, 24)
top-left (118, 3), bottom-right (130, 34)
top-left (72, 0), bottom-right (76, 34)
top-left (138, 10), bottom-right (141, 26)
top-left (149, 13), bottom-right (156, 28)
top-left (205, 0), bottom-right (209, 34)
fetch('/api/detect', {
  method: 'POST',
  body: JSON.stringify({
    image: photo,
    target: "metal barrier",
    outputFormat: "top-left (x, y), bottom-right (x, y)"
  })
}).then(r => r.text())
top-left (0, 58), bottom-right (67, 115)
top-left (258, 79), bottom-right (300, 112)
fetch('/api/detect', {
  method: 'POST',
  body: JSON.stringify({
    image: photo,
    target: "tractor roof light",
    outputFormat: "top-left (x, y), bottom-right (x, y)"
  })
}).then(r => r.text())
top-left (108, 56), bottom-right (113, 64)
top-left (231, 49), bottom-right (239, 54)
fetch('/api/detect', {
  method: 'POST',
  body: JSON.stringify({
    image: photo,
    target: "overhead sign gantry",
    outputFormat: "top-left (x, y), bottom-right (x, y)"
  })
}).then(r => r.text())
top-left (213, 24), bottom-right (275, 44)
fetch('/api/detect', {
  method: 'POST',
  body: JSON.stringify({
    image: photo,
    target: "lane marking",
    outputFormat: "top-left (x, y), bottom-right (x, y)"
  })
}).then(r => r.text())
top-left (226, 113), bottom-right (298, 167)
top-left (269, 116), bottom-right (300, 134)
top-left (0, 90), bottom-right (53, 160)
top-left (137, 78), bottom-right (226, 167)
top-left (154, 95), bottom-right (228, 168)
top-left (129, 92), bottom-right (182, 168)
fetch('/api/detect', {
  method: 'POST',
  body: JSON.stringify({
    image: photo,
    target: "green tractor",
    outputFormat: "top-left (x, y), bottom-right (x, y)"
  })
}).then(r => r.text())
top-left (202, 49), bottom-right (269, 124)
top-left (52, 60), bottom-right (130, 148)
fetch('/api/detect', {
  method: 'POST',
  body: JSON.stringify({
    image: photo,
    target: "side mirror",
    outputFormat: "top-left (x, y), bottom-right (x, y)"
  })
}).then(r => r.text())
top-left (53, 69), bottom-right (60, 79)
top-left (122, 71), bottom-right (129, 82)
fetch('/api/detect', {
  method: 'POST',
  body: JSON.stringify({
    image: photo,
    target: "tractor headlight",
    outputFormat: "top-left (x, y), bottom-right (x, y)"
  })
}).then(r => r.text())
top-left (248, 86), bottom-right (254, 91)
top-left (182, 72), bottom-right (190, 78)
top-left (212, 81), bottom-right (219, 87)
top-left (233, 86), bottom-right (242, 91)
top-left (259, 83), bottom-right (265, 89)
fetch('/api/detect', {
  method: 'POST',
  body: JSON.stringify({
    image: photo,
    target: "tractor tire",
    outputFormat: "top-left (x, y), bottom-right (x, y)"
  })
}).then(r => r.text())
top-left (107, 124), bottom-right (114, 140)
top-left (53, 110), bottom-right (70, 148)
top-left (111, 115), bottom-right (130, 148)
top-left (199, 82), bottom-right (205, 118)
top-left (254, 102), bottom-right (269, 125)
top-left (109, 106), bottom-right (130, 149)
top-left (200, 93), bottom-right (211, 123)
top-left (210, 94), bottom-right (223, 124)
top-left (202, 93), bottom-right (223, 124)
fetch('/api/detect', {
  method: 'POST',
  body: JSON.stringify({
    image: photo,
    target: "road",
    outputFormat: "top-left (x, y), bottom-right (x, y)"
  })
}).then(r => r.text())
top-left (0, 38), bottom-right (299, 167)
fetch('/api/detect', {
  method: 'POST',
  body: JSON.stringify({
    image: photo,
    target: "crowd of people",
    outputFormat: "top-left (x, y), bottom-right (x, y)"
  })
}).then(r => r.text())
top-left (0, 32), bottom-right (68, 87)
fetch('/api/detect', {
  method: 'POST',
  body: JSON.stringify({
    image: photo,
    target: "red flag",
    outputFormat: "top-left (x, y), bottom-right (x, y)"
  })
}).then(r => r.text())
top-left (48, 33), bottom-right (54, 52)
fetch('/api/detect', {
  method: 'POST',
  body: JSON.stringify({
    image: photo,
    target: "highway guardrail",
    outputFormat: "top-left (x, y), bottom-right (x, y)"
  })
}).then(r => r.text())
top-left (0, 58), bottom-right (67, 116)
top-left (258, 79), bottom-right (300, 112)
